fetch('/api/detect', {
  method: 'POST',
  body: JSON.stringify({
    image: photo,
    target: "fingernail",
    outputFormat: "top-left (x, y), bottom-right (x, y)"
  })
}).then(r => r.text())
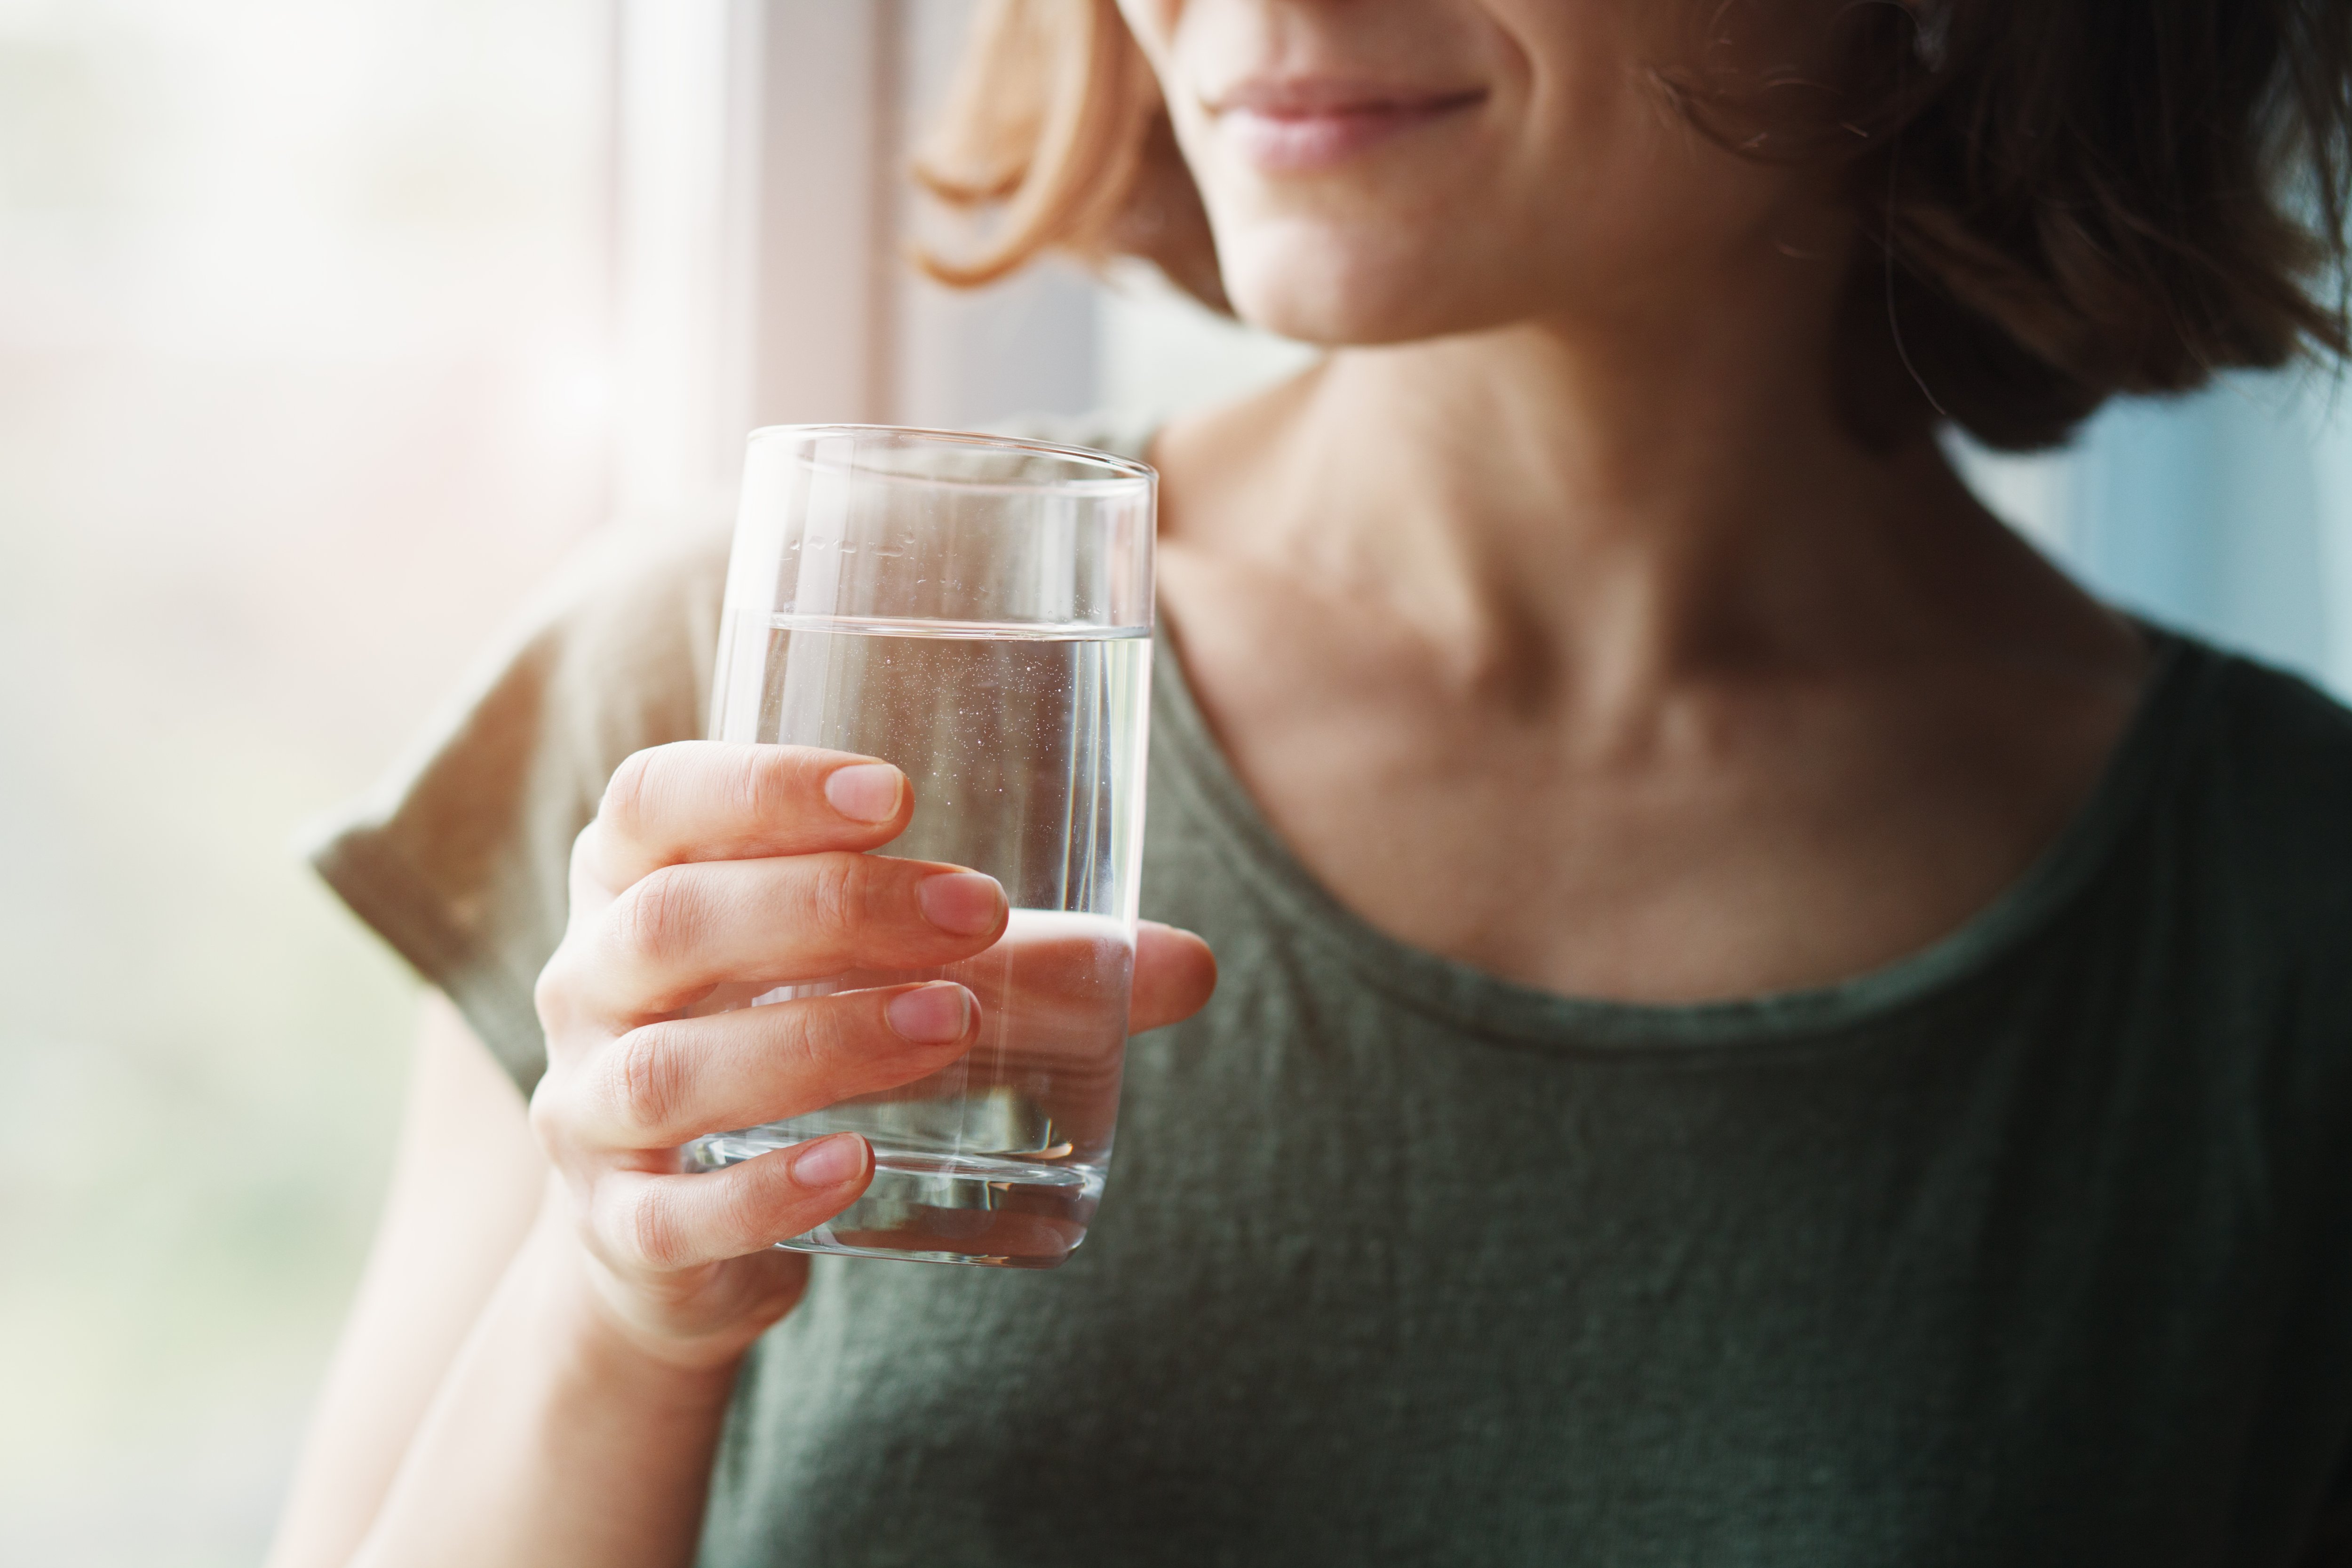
top-left (789, 1134), bottom-right (866, 1190)
top-left (823, 763), bottom-right (903, 824)
top-left (886, 982), bottom-right (973, 1044)
top-left (917, 871), bottom-right (1005, 937)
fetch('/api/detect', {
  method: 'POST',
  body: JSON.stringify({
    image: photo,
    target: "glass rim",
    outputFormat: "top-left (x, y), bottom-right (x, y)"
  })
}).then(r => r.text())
top-left (746, 422), bottom-right (1156, 498)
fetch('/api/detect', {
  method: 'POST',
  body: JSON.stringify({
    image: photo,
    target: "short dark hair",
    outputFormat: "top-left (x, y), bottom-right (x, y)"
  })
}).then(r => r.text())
top-left (915, 0), bottom-right (2352, 454)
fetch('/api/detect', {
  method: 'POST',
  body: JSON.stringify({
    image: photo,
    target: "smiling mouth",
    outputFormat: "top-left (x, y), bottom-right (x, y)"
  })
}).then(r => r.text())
top-left (1208, 83), bottom-right (1489, 173)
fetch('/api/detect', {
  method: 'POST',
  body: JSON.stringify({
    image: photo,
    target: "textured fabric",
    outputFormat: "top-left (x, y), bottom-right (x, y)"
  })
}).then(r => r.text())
top-left (309, 519), bottom-right (731, 1091)
top-left (309, 422), bottom-right (2352, 1565)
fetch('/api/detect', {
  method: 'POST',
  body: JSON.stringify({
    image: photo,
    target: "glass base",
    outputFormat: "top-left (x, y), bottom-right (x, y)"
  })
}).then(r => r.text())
top-left (684, 1137), bottom-right (1100, 1270)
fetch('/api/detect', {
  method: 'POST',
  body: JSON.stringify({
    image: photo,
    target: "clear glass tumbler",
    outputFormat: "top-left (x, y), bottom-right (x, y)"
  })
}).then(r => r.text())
top-left (682, 425), bottom-right (1155, 1269)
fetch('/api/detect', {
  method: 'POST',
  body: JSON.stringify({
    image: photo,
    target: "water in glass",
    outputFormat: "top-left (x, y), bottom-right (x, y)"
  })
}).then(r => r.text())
top-left (683, 611), bottom-right (1151, 1269)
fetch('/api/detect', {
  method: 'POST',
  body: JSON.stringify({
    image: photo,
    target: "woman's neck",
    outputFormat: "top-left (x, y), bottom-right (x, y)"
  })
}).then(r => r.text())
top-left (1155, 289), bottom-right (2139, 727)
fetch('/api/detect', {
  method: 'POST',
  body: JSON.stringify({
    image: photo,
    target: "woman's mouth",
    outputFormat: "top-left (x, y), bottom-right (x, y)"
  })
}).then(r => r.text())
top-left (1207, 79), bottom-right (1488, 174)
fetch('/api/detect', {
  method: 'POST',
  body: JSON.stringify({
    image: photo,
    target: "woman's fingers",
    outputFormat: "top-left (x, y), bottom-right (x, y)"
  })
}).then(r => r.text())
top-left (589, 1136), bottom-right (873, 1274)
top-left (1131, 920), bottom-right (1218, 1034)
top-left (586, 741), bottom-right (914, 892)
top-left (548, 852), bottom-right (1008, 1023)
top-left (556, 982), bottom-right (977, 1151)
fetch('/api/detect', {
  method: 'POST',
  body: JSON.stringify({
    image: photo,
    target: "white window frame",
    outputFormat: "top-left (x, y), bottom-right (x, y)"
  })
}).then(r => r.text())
top-left (610, 0), bottom-right (1100, 523)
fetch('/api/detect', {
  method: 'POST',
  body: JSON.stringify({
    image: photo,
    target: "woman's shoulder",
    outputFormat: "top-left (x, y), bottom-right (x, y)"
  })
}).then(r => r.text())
top-left (511, 509), bottom-right (733, 714)
top-left (2137, 637), bottom-right (2352, 1112)
top-left (2169, 641), bottom-right (2352, 925)
top-left (2140, 641), bottom-right (2352, 1208)
top-left (382, 509), bottom-right (736, 811)
top-left (304, 511), bottom-right (732, 1090)
top-left (2201, 642), bottom-right (2352, 784)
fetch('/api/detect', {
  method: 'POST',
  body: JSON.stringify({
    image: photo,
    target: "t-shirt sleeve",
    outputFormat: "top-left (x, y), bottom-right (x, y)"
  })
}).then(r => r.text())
top-left (304, 522), bottom-right (731, 1096)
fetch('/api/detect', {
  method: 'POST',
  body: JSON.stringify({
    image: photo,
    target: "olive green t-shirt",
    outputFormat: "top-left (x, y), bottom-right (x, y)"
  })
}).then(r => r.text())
top-left (310, 423), bottom-right (2352, 1566)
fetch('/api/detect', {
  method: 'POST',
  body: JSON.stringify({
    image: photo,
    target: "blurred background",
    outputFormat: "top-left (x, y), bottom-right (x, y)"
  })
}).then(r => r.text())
top-left (1, 2), bottom-right (2348, 1563)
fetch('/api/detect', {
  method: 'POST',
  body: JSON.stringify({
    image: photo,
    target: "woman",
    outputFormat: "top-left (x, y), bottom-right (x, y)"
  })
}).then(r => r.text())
top-left (270, 0), bottom-right (2352, 1563)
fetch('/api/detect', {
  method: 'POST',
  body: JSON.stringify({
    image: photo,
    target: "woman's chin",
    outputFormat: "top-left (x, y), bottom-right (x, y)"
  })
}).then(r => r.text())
top-left (1220, 253), bottom-right (1494, 348)
top-left (1211, 215), bottom-right (1545, 347)
top-left (1228, 277), bottom-right (1515, 350)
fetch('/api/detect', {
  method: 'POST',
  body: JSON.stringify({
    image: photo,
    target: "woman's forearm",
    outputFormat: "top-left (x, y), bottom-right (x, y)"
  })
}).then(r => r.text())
top-left (349, 1206), bottom-right (742, 1568)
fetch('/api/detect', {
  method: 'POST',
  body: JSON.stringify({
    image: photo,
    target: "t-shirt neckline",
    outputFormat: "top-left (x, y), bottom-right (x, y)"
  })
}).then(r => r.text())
top-left (1145, 613), bottom-right (2218, 1054)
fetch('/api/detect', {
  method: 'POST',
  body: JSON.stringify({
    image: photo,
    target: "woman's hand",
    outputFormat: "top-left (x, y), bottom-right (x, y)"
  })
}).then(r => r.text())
top-left (526, 741), bottom-right (1216, 1373)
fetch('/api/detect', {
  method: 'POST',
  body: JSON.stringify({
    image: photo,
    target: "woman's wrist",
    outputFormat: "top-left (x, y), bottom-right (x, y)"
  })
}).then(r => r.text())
top-left (343, 1192), bottom-right (749, 1568)
top-left (521, 1204), bottom-right (758, 1399)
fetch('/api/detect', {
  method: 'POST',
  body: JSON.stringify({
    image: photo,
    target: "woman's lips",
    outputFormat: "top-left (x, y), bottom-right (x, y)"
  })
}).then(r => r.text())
top-left (1209, 83), bottom-right (1487, 174)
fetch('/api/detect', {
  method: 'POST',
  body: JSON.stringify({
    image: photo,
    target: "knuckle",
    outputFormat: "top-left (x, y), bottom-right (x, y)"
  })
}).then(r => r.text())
top-left (532, 947), bottom-right (579, 1034)
top-left (727, 746), bottom-right (792, 830)
top-left (610, 864), bottom-right (703, 965)
top-left (567, 819), bottom-right (599, 881)
top-left (567, 820), bottom-right (620, 907)
top-left (525, 1075), bottom-right (575, 1161)
top-left (608, 1023), bottom-right (690, 1142)
top-left (598, 747), bottom-right (663, 840)
top-left (774, 998), bottom-right (850, 1085)
top-left (795, 854), bottom-right (865, 953)
top-left (621, 1181), bottom-right (690, 1271)
top-left (723, 1159), bottom-right (799, 1249)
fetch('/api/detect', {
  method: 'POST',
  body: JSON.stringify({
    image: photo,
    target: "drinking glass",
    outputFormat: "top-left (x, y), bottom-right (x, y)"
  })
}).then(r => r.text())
top-left (682, 425), bottom-right (1155, 1269)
